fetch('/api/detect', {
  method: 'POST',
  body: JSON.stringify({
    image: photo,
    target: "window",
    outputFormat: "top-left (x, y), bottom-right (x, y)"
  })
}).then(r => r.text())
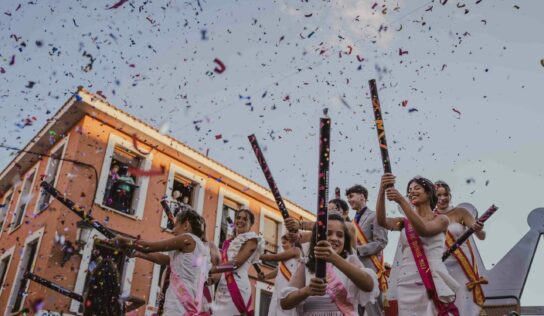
top-left (255, 281), bottom-right (274, 316)
top-left (10, 239), bottom-right (39, 312)
top-left (11, 169), bottom-right (37, 229)
top-left (36, 143), bottom-right (65, 213)
top-left (146, 263), bottom-right (168, 316)
top-left (213, 189), bottom-right (249, 249)
top-left (102, 145), bottom-right (143, 215)
top-left (0, 191), bottom-right (13, 233)
top-left (262, 216), bottom-right (281, 267)
top-left (259, 207), bottom-right (285, 268)
top-left (0, 247), bottom-right (14, 296)
top-left (219, 197), bottom-right (241, 249)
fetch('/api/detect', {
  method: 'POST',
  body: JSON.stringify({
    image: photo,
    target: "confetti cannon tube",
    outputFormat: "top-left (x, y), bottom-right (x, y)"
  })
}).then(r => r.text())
top-left (369, 79), bottom-right (392, 174)
top-left (315, 118), bottom-right (331, 279)
top-left (24, 272), bottom-right (83, 302)
top-left (442, 204), bottom-right (498, 261)
top-left (40, 181), bottom-right (117, 239)
top-left (248, 134), bottom-right (291, 220)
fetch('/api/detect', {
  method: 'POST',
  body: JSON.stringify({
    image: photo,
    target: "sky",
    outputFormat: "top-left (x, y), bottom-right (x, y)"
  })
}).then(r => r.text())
top-left (1, 0), bottom-right (543, 306)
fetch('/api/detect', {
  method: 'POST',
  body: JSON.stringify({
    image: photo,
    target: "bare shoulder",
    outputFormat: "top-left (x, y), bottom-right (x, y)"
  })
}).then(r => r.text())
top-left (435, 214), bottom-right (450, 228)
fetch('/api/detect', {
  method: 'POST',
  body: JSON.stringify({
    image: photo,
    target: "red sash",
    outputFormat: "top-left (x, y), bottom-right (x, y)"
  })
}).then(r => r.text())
top-left (221, 239), bottom-right (254, 316)
top-left (445, 231), bottom-right (487, 306)
top-left (403, 219), bottom-right (459, 316)
top-left (353, 219), bottom-right (388, 292)
top-left (278, 261), bottom-right (292, 281)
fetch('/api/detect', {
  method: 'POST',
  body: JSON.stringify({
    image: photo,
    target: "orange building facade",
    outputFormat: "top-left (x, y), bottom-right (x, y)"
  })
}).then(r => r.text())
top-left (0, 87), bottom-right (315, 315)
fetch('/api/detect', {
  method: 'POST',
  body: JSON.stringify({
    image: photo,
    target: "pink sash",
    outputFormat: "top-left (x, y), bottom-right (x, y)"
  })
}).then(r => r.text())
top-left (169, 262), bottom-right (209, 316)
top-left (325, 264), bottom-right (356, 316)
top-left (221, 239), bottom-right (254, 316)
top-left (403, 219), bottom-right (459, 316)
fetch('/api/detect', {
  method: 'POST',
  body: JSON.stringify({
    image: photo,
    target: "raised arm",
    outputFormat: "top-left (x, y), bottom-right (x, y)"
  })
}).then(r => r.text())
top-left (387, 188), bottom-right (449, 237)
top-left (376, 174), bottom-right (403, 231)
top-left (455, 207), bottom-right (486, 240)
top-left (132, 251), bottom-right (170, 266)
top-left (260, 247), bottom-right (301, 262)
top-left (114, 234), bottom-right (195, 254)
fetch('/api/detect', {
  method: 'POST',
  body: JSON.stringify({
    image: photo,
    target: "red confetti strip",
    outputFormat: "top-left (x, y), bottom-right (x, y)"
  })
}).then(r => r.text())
top-left (346, 45), bottom-right (353, 55)
top-left (215, 134), bottom-right (222, 140)
top-left (401, 100), bottom-right (408, 107)
top-left (452, 108), bottom-right (461, 116)
top-left (128, 166), bottom-right (165, 177)
top-left (132, 133), bottom-right (153, 155)
top-left (213, 58), bottom-right (226, 73)
top-left (107, 0), bottom-right (128, 9)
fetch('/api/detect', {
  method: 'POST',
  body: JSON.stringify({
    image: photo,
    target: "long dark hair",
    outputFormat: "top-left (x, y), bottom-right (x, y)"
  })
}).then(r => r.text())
top-left (407, 176), bottom-right (438, 210)
top-left (306, 213), bottom-right (352, 274)
top-left (176, 205), bottom-right (205, 240)
top-left (83, 258), bottom-right (123, 316)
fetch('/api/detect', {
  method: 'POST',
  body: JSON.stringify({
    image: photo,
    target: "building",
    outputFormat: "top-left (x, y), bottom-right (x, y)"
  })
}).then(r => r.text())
top-left (0, 87), bottom-right (315, 315)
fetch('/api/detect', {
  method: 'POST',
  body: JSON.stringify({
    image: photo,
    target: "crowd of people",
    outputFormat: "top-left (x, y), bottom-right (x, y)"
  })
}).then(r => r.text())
top-left (79, 174), bottom-right (489, 316)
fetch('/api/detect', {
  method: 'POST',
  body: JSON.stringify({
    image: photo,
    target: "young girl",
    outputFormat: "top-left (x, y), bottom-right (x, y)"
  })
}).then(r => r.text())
top-left (114, 206), bottom-right (211, 316)
top-left (377, 174), bottom-right (459, 316)
top-left (280, 213), bottom-right (379, 315)
top-left (210, 208), bottom-right (264, 316)
top-left (258, 235), bottom-right (303, 316)
top-left (435, 181), bottom-right (486, 316)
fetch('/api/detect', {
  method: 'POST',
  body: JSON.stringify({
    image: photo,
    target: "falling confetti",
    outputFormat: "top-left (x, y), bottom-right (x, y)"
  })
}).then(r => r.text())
top-left (213, 58), bottom-right (226, 74)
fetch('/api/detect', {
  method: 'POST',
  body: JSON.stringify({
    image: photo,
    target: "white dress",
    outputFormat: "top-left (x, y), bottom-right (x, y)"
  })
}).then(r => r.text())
top-left (214, 231), bottom-right (265, 315)
top-left (279, 254), bottom-right (380, 316)
top-left (269, 255), bottom-right (301, 316)
top-left (387, 229), bottom-right (460, 316)
top-left (444, 222), bottom-right (483, 316)
top-left (163, 233), bottom-right (211, 316)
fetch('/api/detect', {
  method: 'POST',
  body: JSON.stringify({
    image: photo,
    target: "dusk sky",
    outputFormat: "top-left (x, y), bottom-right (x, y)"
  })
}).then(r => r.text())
top-left (1, 0), bottom-right (543, 306)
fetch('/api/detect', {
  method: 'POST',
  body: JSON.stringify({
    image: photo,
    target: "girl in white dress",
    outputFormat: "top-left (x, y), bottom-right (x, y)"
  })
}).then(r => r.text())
top-left (210, 208), bottom-right (265, 316)
top-left (258, 235), bottom-right (303, 316)
top-left (435, 181), bottom-right (486, 316)
top-left (377, 174), bottom-right (460, 316)
top-left (280, 213), bottom-right (379, 316)
top-left (114, 206), bottom-right (211, 316)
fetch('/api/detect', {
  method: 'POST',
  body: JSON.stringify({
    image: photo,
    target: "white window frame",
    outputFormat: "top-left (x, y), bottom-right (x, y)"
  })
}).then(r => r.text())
top-left (255, 280), bottom-right (274, 316)
top-left (213, 188), bottom-right (249, 246)
top-left (34, 136), bottom-right (69, 215)
top-left (259, 206), bottom-right (285, 255)
top-left (160, 162), bottom-right (206, 229)
top-left (69, 230), bottom-right (136, 313)
top-left (0, 189), bottom-right (14, 239)
top-left (94, 133), bottom-right (153, 220)
top-left (0, 246), bottom-right (15, 299)
top-left (4, 227), bottom-right (45, 315)
top-left (145, 255), bottom-right (168, 316)
top-left (9, 163), bottom-right (40, 233)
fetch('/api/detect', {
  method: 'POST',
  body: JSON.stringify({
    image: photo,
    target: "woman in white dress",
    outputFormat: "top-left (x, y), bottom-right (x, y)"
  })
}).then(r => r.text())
top-left (377, 174), bottom-right (460, 316)
top-left (435, 181), bottom-right (486, 316)
top-left (114, 206), bottom-right (211, 316)
top-left (280, 213), bottom-right (379, 315)
top-left (258, 235), bottom-right (303, 316)
top-left (210, 208), bottom-right (265, 316)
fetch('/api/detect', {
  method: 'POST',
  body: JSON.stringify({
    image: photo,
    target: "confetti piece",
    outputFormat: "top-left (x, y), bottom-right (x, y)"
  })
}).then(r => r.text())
top-left (304, 13), bottom-right (313, 17)
top-left (356, 55), bottom-right (365, 62)
top-left (346, 45), bottom-right (353, 55)
top-left (540, 59), bottom-right (544, 67)
top-left (408, 108), bottom-right (418, 113)
top-left (401, 100), bottom-right (408, 107)
top-left (452, 108), bottom-right (461, 116)
top-left (9, 55), bottom-right (15, 66)
top-left (0, 67), bottom-right (5, 74)
top-left (107, 0), bottom-right (129, 9)
top-left (213, 58), bottom-right (226, 74)
top-left (399, 48), bottom-right (409, 56)
top-left (215, 134), bottom-right (222, 140)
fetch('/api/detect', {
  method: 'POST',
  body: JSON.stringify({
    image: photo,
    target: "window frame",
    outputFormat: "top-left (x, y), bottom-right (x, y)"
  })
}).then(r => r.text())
top-left (34, 137), bottom-right (69, 215)
top-left (0, 189), bottom-right (14, 238)
top-left (213, 188), bottom-right (249, 247)
top-left (9, 163), bottom-right (40, 233)
top-left (259, 207), bottom-right (285, 267)
top-left (0, 246), bottom-right (15, 299)
top-left (94, 133), bottom-right (153, 220)
top-left (160, 162), bottom-right (206, 229)
top-left (69, 229), bottom-right (136, 313)
top-left (4, 227), bottom-right (45, 315)
top-left (255, 280), bottom-right (274, 316)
